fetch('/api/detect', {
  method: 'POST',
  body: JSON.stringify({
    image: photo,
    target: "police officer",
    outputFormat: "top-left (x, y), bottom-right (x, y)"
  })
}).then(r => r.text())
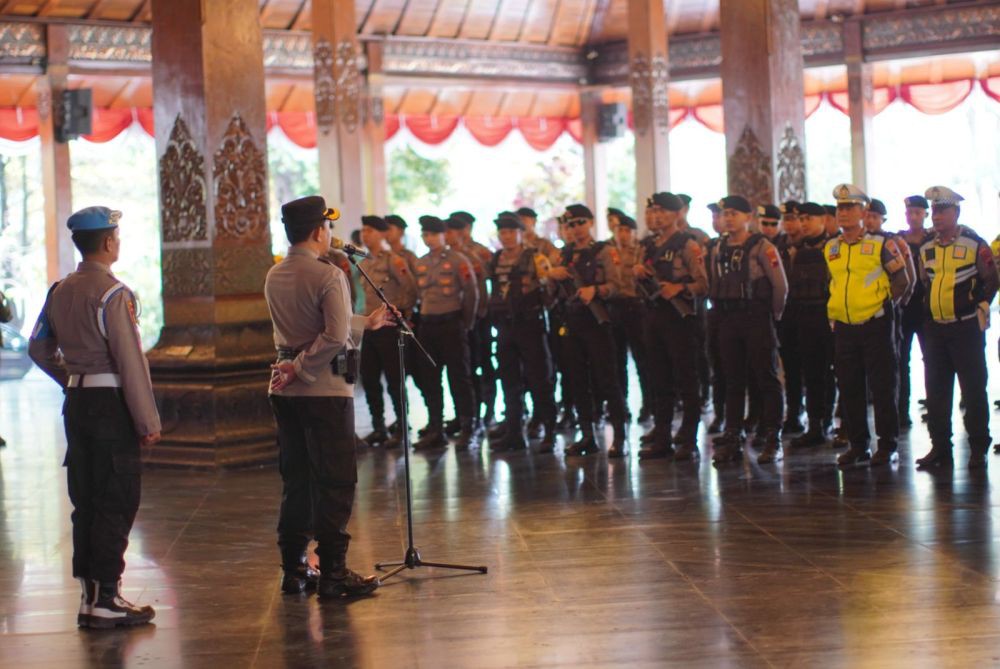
top-left (358, 215), bottom-right (417, 449)
top-left (898, 196), bottom-right (933, 427)
top-left (914, 186), bottom-right (998, 469)
top-left (609, 208), bottom-right (653, 424)
top-left (385, 214), bottom-right (419, 275)
top-left (707, 196), bottom-right (788, 464)
top-left (634, 192), bottom-right (709, 460)
top-left (705, 202), bottom-right (727, 433)
top-left (516, 206), bottom-right (559, 261)
top-left (547, 204), bottom-right (628, 456)
top-left (774, 203), bottom-right (807, 434)
top-left (758, 203), bottom-right (783, 241)
top-left (413, 215), bottom-right (480, 450)
top-left (785, 202), bottom-right (834, 447)
top-left (487, 211), bottom-right (558, 452)
top-left (29, 206), bottom-right (160, 627)
top-left (678, 194), bottom-right (713, 407)
top-left (447, 211), bottom-right (498, 429)
top-left (677, 194), bottom-right (712, 247)
top-left (550, 215), bottom-right (577, 431)
top-left (266, 197), bottom-right (389, 599)
top-left (826, 184), bottom-right (912, 467)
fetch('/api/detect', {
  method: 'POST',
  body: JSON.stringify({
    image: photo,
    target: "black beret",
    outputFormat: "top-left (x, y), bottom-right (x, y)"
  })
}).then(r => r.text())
top-left (361, 215), bottom-right (387, 231)
top-left (617, 214), bottom-right (637, 230)
top-left (720, 195), bottom-right (752, 214)
top-left (677, 193), bottom-right (692, 206)
top-left (515, 207), bottom-right (538, 218)
top-left (449, 211), bottom-right (475, 226)
top-left (824, 205), bottom-right (837, 216)
top-left (647, 192), bottom-right (683, 212)
top-left (607, 207), bottom-right (629, 221)
top-left (494, 211), bottom-right (524, 230)
top-left (798, 202), bottom-right (826, 217)
top-left (419, 215), bottom-right (446, 233)
top-left (904, 195), bottom-right (928, 210)
top-left (757, 204), bottom-right (781, 221)
top-left (385, 214), bottom-right (407, 229)
top-left (869, 198), bottom-right (887, 217)
top-left (445, 215), bottom-right (467, 230)
top-left (706, 202), bottom-right (721, 214)
top-left (564, 203), bottom-right (594, 221)
top-left (780, 201), bottom-right (800, 216)
top-left (281, 195), bottom-right (340, 227)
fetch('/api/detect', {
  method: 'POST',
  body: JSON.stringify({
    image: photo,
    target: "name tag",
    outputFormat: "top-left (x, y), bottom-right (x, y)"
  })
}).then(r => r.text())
top-left (953, 246), bottom-right (968, 260)
top-left (860, 243), bottom-right (875, 256)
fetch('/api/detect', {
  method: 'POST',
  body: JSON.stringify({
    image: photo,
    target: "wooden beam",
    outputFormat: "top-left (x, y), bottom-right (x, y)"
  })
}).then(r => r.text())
top-left (36, 0), bottom-right (62, 17)
top-left (128, 0), bottom-right (149, 22)
top-left (85, 0), bottom-right (114, 20)
top-left (587, 0), bottom-right (612, 44)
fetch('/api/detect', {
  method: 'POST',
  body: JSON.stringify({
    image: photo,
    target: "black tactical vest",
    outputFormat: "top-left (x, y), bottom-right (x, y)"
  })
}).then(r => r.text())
top-left (488, 248), bottom-right (542, 316)
top-left (787, 234), bottom-right (829, 304)
top-left (562, 241), bottom-right (607, 287)
top-left (709, 233), bottom-right (771, 303)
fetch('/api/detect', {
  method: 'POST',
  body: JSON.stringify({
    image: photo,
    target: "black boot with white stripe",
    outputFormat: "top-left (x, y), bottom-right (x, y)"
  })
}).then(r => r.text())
top-left (83, 580), bottom-right (155, 629)
top-left (76, 577), bottom-right (93, 628)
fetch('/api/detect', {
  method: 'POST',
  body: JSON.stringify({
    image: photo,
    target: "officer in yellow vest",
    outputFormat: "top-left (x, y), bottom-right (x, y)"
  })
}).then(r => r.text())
top-left (913, 186), bottom-right (998, 469)
top-left (825, 184), bottom-right (912, 467)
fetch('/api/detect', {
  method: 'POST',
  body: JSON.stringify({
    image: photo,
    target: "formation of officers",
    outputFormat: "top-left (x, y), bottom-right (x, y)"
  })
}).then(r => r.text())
top-left (356, 183), bottom-right (999, 470)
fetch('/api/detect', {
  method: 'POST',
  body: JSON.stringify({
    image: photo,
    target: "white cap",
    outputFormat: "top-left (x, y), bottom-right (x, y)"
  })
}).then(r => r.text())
top-left (924, 186), bottom-right (965, 207)
top-left (832, 183), bottom-right (869, 205)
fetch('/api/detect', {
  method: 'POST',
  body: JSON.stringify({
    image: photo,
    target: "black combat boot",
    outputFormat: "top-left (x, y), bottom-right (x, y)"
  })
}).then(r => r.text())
top-left (538, 421), bottom-right (557, 453)
top-left (673, 441), bottom-right (699, 461)
top-left (638, 431), bottom-right (674, 460)
top-left (637, 405), bottom-right (653, 424)
top-left (84, 580), bottom-right (155, 629)
top-left (791, 422), bottom-right (828, 448)
top-left (361, 426), bottom-right (389, 447)
top-left (317, 568), bottom-right (379, 599)
top-left (76, 577), bottom-right (93, 628)
top-left (487, 421), bottom-right (509, 441)
top-left (969, 441), bottom-right (990, 470)
top-left (837, 445), bottom-right (872, 466)
top-left (565, 424), bottom-right (599, 456)
top-left (915, 443), bottom-right (953, 469)
top-left (756, 430), bottom-right (783, 464)
top-left (712, 430), bottom-right (745, 463)
top-left (527, 415), bottom-right (544, 439)
top-left (383, 425), bottom-right (405, 449)
top-left (707, 416), bottom-right (725, 434)
top-left (453, 418), bottom-right (483, 449)
top-left (281, 550), bottom-right (320, 594)
top-left (782, 416), bottom-right (805, 434)
top-left (491, 427), bottom-right (527, 452)
top-left (870, 441), bottom-right (899, 466)
top-left (444, 418), bottom-right (461, 437)
top-left (607, 423), bottom-right (628, 458)
top-left (413, 423), bottom-right (448, 450)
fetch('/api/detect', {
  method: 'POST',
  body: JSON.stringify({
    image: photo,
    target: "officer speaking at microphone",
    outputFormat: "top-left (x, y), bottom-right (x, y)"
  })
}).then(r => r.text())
top-left (825, 184), bottom-right (912, 467)
top-left (29, 206), bottom-right (160, 628)
top-left (266, 196), bottom-right (393, 599)
top-left (914, 186), bottom-right (998, 469)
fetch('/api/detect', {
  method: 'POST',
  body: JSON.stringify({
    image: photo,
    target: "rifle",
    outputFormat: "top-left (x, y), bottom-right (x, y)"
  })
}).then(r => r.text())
top-left (635, 254), bottom-right (695, 318)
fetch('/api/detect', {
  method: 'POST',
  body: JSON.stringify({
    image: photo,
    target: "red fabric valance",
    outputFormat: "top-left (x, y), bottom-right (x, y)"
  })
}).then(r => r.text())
top-left (828, 87), bottom-right (899, 115)
top-left (692, 104), bottom-right (724, 133)
top-left (385, 113), bottom-right (400, 140)
top-left (900, 79), bottom-right (974, 115)
top-left (83, 107), bottom-right (134, 143)
top-left (464, 116), bottom-right (515, 147)
top-left (404, 115), bottom-right (460, 145)
top-left (0, 108), bottom-right (39, 141)
top-left (516, 117), bottom-right (567, 151)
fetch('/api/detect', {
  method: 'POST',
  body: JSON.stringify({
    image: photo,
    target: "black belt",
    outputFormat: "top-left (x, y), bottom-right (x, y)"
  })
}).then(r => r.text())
top-left (420, 311), bottom-right (461, 324)
top-left (276, 347), bottom-right (358, 383)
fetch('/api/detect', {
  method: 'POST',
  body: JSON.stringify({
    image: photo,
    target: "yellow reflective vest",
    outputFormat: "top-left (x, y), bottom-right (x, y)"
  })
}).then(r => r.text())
top-left (824, 233), bottom-right (892, 324)
top-left (920, 228), bottom-right (988, 323)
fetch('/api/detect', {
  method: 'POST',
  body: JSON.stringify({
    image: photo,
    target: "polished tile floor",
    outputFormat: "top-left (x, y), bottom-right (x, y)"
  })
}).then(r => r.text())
top-left (4, 371), bottom-right (1000, 668)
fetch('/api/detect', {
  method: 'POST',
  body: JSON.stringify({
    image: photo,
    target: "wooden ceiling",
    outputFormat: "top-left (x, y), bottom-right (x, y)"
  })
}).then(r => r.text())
top-left (0, 0), bottom-right (967, 45)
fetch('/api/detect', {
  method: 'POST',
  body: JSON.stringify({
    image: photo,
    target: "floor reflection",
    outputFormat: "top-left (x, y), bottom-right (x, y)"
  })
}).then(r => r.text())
top-left (5, 375), bottom-right (1000, 666)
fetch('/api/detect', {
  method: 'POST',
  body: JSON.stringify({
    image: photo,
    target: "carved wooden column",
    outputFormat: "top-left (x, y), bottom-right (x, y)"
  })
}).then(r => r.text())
top-left (312, 0), bottom-right (364, 232)
top-left (39, 24), bottom-right (74, 283)
top-left (627, 0), bottom-right (671, 219)
top-left (720, 0), bottom-right (806, 209)
top-left (581, 91), bottom-right (609, 237)
top-left (147, 0), bottom-right (275, 469)
top-left (361, 41), bottom-right (387, 215)
top-left (844, 19), bottom-right (873, 191)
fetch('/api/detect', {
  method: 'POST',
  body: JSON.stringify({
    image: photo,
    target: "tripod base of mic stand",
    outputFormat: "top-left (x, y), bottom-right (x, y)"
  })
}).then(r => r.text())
top-left (375, 546), bottom-right (488, 584)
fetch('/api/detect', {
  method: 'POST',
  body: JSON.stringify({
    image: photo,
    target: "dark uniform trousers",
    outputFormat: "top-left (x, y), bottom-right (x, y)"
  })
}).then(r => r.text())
top-left (548, 308), bottom-right (574, 414)
top-left (469, 317), bottom-right (498, 420)
top-left (718, 307), bottom-right (783, 433)
top-left (270, 395), bottom-right (356, 571)
top-left (794, 303), bottom-right (834, 425)
top-left (646, 303), bottom-right (701, 442)
top-left (707, 308), bottom-right (726, 418)
top-left (611, 298), bottom-right (652, 412)
top-left (563, 308), bottom-right (626, 425)
top-left (778, 307), bottom-right (804, 420)
top-left (64, 388), bottom-right (141, 583)
top-left (924, 318), bottom-right (990, 449)
top-left (415, 312), bottom-right (476, 425)
top-left (899, 315), bottom-right (925, 418)
top-left (360, 326), bottom-right (403, 429)
top-left (495, 312), bottom-right (556, 428)
top-left (833, 313), bottom-right (899, 449)
top-left (695, 306), bottom-right (711, 404)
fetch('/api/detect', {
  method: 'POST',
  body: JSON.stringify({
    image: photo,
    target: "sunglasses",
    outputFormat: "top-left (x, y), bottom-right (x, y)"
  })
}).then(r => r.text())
top-left (760, 221), bottom-right (779, 227)
top-left (564, 218), bottom-right (589, 228)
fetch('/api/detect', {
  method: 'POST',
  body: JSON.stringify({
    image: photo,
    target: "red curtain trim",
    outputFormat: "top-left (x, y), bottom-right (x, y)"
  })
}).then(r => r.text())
top-left (516, 117), bottom-right (567, 151)
top-left (385, 113), bottom-right (400, 140)
top-left (900, 79), bottom-right (974, 115)
top-left (982, 77), bottom-right (1000, 105)
top-left (463, 116), bottom-right (515, 147)
top-left (0, 108), bottom-right (39, 142)
top-left (403, 115), bottom-right (460, 145)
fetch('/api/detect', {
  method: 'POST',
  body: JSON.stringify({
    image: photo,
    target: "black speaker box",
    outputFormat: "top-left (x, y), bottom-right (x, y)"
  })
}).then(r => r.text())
top-left (598, 102), bottom-right (626, 141)
top-left (57, 88), bottom-right (92, 142)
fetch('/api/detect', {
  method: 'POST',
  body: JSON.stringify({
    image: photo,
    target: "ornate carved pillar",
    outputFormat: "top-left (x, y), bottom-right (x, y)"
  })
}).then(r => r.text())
top-left (720, 0), bottom-right (806, 209)
top-left (627, 0), bottom-right (671, 219)
top-left (39, 24), bottom-right (74, 283)
top-left (361, 40), bottom-right (387, 215)
top-left (844, 19), bottom-right (874, 191)
top-left (312, 0), bottom-right (365, 233)
top-left (580, 91), bottom-right (609, 238)
top-left (147, 0), bottom-right (275, 468)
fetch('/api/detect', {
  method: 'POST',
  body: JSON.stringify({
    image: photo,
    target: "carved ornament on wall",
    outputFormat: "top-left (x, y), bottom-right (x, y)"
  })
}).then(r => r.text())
top-left (334, 39), bottom-right (362, 134)
top-left (215, 246), bottom-right (272, 296)
top-left (213, 114), bottom-right (269, 242)
top-left (727, 126), bottom-right (772, 210)
top-left (313, 37), bottom-right (336, 135)
top-left (630, 51), bottom-right (670, 136)
top-left (160, 115), bottom-right (207, 242)
top-left (776, 124), bottom-right (806, 204)
top-left (161, 248), bottom-right (212, 297)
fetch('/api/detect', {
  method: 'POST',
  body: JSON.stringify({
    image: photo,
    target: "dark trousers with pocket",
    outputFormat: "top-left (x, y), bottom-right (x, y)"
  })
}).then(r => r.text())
top-left (63, 388), bottom-right (141, 583)
top-left (360, 326), bottom-right (403, 429)
top-left (795, 303), bottom-right (834, 427)
top-left (611, 298), bottom-right (653, 414)
top-left (646, 303), bottom-right (702, 444)
top-left (833, 314), bottom-right (899, 450)
top-left (923, 318), bottom-right (990, 450)
top-left (495, 313), bottom-right (556, 428)
top-left (718, 308), bottom-right (783, 434)
top-left (270, 395), bottom-right (357, 572)
top-left (778, 306), bottom-right (804, 420)
top-left (563, 308), bottom-right (626, 426)
top-left (415, 313), bottom-right (476, 425)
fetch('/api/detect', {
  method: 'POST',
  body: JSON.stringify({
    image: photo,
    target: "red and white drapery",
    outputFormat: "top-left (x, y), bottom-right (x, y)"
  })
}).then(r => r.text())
top-left (0, 78), bottom-right (995, 151)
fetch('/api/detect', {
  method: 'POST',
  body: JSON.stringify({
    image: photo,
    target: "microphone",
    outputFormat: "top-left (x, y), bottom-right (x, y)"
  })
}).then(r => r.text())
top-left (331, 237), bottom-right (371, 259)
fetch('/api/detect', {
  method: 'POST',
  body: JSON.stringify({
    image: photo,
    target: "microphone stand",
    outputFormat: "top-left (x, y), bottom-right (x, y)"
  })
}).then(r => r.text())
top-left (346, 251), bottom-right (488, 583)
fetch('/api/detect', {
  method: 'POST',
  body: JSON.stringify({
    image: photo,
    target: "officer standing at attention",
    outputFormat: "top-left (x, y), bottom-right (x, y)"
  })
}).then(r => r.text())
top-left (898, 196), bottom-right (933, 427)
top-left (29, 206), bottom-right (160, 628)
top-left (266, 197), bottom-right (391, 599)
top-left (677, 195), bottom-right (713, 407)
top-left (705, 201), bottom-right (727, 433)
top-left (826, 184), bottom-right (912, 467)
top-left (786, 202), bottom-right (835, 447)
top-left (707, 196), bottom-right (788, 464)
top-left (516, 206), bottom-right (559, 262)
top-left (547, 204), bottom-right (628, 457)
top-left (413, 215), bottom-right (480, 450)
top-left (775, 202), bottom-right (806, 435)
top-left (634, 192), bottom-right (709, 461)
top-left (486, 211), bottom-right (558, 452)
top-left (677, 194), bottom-right (712, 247)
top-left (550, 215), bottom-right (577, 431)
top-left (758, 203), bottom-right (783, 242)
top-left (385, 214), bottom-right (419, 275)
top-left (914, 186), bottom-right (998, 469)
top-left (358, 215), bottom-right (417, 449)
top-left (608, 208), bottom-right (653, 424)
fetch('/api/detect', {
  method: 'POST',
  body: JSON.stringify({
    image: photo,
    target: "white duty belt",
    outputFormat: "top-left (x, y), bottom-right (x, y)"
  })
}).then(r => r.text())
top-left (66, 373), bottom-right (121, 388)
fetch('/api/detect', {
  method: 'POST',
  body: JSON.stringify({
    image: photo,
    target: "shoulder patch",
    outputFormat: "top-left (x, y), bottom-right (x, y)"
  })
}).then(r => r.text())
top-left (392, 255), bottom-right (408, 274)
top-left (979, 246), bottom-right (994, 267)
top-left (765, 245), bottom-right (780, 268)
top-left (607, 246), bottom-right (621, 265)
top-left (459, 261), bottom-right (473, 282)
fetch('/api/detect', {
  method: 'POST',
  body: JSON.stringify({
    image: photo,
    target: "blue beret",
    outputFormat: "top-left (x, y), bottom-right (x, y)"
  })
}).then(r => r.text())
top-left (67, 206), bottom-right (121, 232)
